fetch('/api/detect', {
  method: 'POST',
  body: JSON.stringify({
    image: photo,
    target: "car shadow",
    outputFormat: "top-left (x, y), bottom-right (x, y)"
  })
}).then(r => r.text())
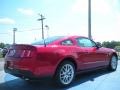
top-left (0, 69), bottom-right (111, 90)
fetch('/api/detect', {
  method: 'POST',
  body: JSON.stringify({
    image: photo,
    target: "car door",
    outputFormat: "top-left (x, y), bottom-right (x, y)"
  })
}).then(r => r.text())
top-left (76, 38), bottom-right (108, 70)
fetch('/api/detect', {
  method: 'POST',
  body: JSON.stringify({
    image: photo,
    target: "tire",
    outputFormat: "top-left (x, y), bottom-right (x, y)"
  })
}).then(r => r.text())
top-left (108, 55), bottom-right (118, 71)
top-left (54, 61), bottom-right (75, 87)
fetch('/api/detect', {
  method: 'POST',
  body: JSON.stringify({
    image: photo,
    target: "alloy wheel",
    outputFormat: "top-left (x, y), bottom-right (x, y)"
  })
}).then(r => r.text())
top-left (59, 64), bottom-right (74, 85)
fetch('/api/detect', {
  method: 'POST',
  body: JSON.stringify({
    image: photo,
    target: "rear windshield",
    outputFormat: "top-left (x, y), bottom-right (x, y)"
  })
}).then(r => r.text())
top-left (32, 36), bottom-right (64, 45)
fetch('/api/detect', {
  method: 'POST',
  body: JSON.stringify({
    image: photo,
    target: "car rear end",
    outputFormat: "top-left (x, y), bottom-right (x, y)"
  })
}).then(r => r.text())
top-left (4, 45), bottom-right (54, 78)
top-left (4, 44), bottom-right (39, 79)
top-left (4, 44), bottom-right (61, 80)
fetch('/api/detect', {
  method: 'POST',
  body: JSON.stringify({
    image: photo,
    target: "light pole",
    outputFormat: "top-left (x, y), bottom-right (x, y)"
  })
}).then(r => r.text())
top-left (13, 28), bottom-right (17, 44)
top-left (88, 0), bottom-right (92, 39)
top-left (45, 25), bottom-right (49, 38)
top-left (37, 14), bottom-right (46, 40)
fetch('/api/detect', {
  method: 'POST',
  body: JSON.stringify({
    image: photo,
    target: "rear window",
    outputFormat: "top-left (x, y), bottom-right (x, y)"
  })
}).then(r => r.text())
top-left (32, 36), bottom-right (64, 45)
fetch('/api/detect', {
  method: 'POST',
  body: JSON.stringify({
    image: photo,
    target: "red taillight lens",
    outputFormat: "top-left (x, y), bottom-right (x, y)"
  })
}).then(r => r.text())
top-left (7, 49), bottom-right (32, 58)
top-left (21, 50), bottom-right (31, 57)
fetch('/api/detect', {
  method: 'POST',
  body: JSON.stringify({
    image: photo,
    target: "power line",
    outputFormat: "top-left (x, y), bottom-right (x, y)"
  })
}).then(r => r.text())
top-left (17, 28), bottom-right (41, 32)
top-left (0, 28), bottom-right (42, 34)
top-left (0, 33), bottom-right (11, 35)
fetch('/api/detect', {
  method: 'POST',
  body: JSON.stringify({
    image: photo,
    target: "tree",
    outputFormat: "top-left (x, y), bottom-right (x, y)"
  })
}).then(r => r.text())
top-left (114, 46), bottom-right (120, 59)
top-left (102, 41), bottom-right (120, 49)
top-left (114, 46), bottom-right (120, 52)
top-left (0, 43), bottom-right (5, 48)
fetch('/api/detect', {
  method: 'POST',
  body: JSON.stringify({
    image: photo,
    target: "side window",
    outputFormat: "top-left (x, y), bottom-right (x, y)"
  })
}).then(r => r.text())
top-left (61, 39), bottom-right (73, 46)
top-left (76, 38), bottom-right (96, 47)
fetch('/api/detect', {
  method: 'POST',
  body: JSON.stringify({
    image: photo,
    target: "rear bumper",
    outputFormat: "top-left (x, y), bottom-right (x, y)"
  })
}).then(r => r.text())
top-left (4, 57), bottom-right (56, 79)
top-left (4, 66), bottom-right (52, 79)
top-left (4, 66), bottom-right (38, 79)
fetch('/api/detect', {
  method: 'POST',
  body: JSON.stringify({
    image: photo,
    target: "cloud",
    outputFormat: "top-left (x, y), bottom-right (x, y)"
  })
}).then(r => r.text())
top-left (0, 18), bottom-right (15, 25)
top-left (17, 8), bottom-right (35, 16)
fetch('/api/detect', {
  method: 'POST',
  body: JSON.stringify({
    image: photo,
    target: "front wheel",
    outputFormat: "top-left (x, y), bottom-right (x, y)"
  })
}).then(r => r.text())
top-left (108, 56), bottom-right (118, 71)
top-left (54, 61), bottom-right (75, 87)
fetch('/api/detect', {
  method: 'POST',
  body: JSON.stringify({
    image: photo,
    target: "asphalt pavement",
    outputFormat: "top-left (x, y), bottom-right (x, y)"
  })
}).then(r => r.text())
top-left (0, 58), bottom-right (4, 71)
top-left (0, 60), bottom-right (120, 90)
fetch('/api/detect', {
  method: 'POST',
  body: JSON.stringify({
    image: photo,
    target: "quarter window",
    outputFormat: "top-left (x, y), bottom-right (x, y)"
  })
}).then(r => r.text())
top-left (76, 38), bottom-right (96, 47)
top-left (61, 40), bottom-right (73, 45)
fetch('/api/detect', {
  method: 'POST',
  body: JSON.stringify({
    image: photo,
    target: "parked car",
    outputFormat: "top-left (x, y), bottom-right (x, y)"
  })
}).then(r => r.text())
top-left (4, 36), bottom-right (118, 87)
top-left (2, 47), bottom-right (8, 57)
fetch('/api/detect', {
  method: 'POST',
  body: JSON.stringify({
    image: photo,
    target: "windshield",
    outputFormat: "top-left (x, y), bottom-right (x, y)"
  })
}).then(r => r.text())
top-left (32, 36), bottom-right (64, 45)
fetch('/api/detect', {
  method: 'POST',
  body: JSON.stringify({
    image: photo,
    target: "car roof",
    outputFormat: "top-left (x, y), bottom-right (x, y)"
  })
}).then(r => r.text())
top-left (60, 35), bottom-right (88, 40)
top-left (49, 35), bottom-right (88, 45)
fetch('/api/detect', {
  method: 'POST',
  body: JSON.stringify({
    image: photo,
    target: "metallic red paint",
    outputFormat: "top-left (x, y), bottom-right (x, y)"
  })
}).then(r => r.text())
top-left (4, 36), bottom-right (117, 79)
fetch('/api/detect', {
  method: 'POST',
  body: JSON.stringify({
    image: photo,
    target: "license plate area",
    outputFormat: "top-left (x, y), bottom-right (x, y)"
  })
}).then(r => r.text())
top-left (6, 61), bottom-right (14, 68)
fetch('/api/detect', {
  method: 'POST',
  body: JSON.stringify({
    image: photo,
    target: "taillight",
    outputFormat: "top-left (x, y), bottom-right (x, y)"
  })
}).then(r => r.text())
top-left (21, 50), bottom-right (32, 57)
top-left (7, 49), bottom-right (33, 58)
top-left (7, 49), bottom-right (16, 56)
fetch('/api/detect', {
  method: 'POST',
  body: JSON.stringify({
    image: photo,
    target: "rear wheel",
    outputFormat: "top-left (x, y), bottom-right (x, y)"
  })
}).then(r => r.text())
top-left (54, 61), bottom-right (75, 87)
top-left (108, 55), bottom-right (118, 71)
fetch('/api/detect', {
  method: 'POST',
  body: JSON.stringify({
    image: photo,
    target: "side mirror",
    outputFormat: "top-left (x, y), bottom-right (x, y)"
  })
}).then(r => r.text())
top-left (96, 42), bottom-right (102, 49)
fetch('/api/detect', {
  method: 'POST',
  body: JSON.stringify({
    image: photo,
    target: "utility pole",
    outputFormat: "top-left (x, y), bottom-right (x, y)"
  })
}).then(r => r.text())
top-left (88, 0), bottom-right (92, 39)
top-left (37, 14), bottom-right (46, 40)
top-left (13, 28), bottom-right (17, 44)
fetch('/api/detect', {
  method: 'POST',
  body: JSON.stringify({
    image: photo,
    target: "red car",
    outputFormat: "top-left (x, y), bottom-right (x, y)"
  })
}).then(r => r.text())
top-left (4, 36), bottom-right (118, 86)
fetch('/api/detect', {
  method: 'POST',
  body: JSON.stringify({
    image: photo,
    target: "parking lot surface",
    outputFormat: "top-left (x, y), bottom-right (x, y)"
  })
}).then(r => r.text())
top-left (0, 59), bottom-right (120, 90)
top-left (0, 58), bottom-right (4, 71)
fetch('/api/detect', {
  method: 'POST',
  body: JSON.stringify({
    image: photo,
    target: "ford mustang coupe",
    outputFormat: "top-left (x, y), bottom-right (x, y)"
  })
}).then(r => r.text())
top-left (4, 36), bottom-right (118, 86)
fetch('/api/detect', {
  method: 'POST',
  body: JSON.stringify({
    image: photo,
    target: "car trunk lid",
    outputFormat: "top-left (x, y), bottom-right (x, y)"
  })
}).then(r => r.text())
top-left (6, 44), bottom-right (37, 58)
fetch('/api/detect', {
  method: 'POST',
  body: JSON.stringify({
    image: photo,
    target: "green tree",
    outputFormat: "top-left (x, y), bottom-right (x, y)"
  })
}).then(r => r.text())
top-left (114, 46), bottom-right (120, 52)
top-left (102, 41), bottom-right (120, 49)
top-left (0, 43), bottom-right (5, 48)
top-left (114, 46), bottom-right (120, 59)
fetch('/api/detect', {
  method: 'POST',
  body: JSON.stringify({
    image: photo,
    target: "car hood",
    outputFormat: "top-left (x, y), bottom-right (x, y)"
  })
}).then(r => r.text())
top-left (102, 47), bottom-right (116, 52)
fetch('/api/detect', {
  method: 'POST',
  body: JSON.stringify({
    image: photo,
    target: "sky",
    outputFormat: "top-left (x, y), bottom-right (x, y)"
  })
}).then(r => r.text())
top-left (0, 0), bottom-right (120, 44)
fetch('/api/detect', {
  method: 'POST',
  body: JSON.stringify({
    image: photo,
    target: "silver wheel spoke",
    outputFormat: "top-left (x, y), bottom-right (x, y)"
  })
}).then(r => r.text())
top-left (60, 64), bottom-right (74, 85)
